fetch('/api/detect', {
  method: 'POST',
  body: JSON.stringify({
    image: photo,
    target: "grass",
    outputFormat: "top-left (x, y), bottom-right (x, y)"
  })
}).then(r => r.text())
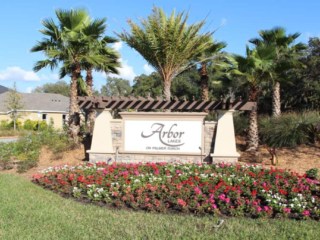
top-left (0, 129), bottom-right (26, 137)
top-left (0, 174), bottom-right (320, 240)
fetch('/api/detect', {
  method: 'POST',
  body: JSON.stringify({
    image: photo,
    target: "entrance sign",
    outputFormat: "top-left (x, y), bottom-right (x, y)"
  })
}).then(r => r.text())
top-left (124, 120), bottom-right (202, 153)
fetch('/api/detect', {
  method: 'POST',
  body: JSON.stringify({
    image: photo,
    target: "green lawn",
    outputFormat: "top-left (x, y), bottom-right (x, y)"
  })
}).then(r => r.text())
top-left (0, 174), bottom-right (319, 240)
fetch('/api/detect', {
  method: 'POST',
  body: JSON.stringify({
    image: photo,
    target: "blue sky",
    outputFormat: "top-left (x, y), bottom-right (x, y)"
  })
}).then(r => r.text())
top-left (1, 0), bottom-right (320, 93)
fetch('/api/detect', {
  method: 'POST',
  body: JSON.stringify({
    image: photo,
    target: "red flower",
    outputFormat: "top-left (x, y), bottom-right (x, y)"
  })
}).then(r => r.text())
top-left (32, 173), bottom-right (43, 180)
top-left (251, 190), bottom-right (257, 196)
top-left (177, 199), bottom-right (187, 207)
top-left (77, 175), bottom-right (86, 183)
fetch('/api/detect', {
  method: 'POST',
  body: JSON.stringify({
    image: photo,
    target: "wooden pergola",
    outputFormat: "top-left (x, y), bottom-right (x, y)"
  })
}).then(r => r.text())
top-left (78, 96), bottom-right (255, 111)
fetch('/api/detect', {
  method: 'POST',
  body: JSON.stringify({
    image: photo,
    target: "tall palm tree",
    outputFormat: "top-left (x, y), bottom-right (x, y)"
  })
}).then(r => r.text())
top-left (249, 27), bottom-right (306, 117)
top-left (85, 39), bottom-right (120, 134)
top-left (197, 40), bottom-right (227, 101)
top-left (118, 7), bottom-right (212, 101)
top-left (31, 9), bottom-right (108, 143)
top-left (234, 45), bottom-right (275, 151)
top-left (63, 19), bottom-right (121, 134)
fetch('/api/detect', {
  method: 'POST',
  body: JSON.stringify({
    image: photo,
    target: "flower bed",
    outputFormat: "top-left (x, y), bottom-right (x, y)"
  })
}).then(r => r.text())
top-left (32, 162), bottom-right (320, 220)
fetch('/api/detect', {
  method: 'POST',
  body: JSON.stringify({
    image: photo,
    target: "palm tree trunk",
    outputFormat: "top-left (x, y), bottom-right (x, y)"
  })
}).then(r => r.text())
top-left (86, 68), bottom-right (93, 97)
top-left (272, 81), bottom-right (281, 117)
top-left (163, 79), bottom-right (171, 101)
top-left (246, 107), bottom-right (259, 151)
top-left (68, 65), bottom-right (81, 144)
top-left (200, 62), bottom-right (209, 101)
top-left (86, 68), bottom-right (95, 135)
top-left (246, 85), bottom-right (259, 152)
top-left (200, 76), bottom-right (209, 101)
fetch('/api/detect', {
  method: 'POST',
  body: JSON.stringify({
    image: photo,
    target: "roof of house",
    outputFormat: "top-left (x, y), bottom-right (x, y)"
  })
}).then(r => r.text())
top-left (0, 85), bottom-right (9, 94)
top-left (0, 92), bottom-right (69, 113)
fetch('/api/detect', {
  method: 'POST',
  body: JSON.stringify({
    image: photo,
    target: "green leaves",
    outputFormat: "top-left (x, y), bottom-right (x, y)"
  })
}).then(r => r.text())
top-left (118, 7), bottom-right (212, 99)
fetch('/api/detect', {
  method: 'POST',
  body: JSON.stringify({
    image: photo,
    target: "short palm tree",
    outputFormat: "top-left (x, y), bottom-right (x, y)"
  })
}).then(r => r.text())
top-left (249, 27), bottom-right (306, 117)
top-left (118, 7), bottom-right (212, 101)
top-left (31, 9), bottom-right (110, 143)
top-left (234, 45), bottom-right (275, 151)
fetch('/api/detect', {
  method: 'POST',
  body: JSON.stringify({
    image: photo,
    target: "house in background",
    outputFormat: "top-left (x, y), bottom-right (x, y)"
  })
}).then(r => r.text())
top-left (0, 90), bottom-right (69, 129)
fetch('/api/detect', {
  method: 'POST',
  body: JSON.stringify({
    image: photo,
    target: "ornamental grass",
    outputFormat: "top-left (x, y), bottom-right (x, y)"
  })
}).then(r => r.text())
top-left (33, 162), bottom-right (320, 220)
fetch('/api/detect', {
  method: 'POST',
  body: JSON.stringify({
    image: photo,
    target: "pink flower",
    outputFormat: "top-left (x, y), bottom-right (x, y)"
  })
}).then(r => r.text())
top-left (194, 187), bottom-right (202, 195)
top-left (283, 207), bottom-right (291, 213)
top-left (257, 206), bottom-right (262, 212)
top-left (177, 199), bottom-right (187, 207)
top-left (302, 210), bottom-right (310, 216)
top-left (263, 206), bottom-right (270, 212)
top-left (211, 204), bottom-right (217, 209)
top-left (219, 194), bottom-right (225, 201)
top-left (225, 198), bottom-right (230, 204)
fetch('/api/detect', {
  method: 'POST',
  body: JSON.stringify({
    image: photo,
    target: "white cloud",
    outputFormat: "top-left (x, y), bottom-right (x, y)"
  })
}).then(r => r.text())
top-left (39, 73), bottom-right (60, 81)
top-left (0, 66), bottom-right (60, 83)
top-left (0, 66), bottom-right (41, 81)
top-left (105, 58), bottom-right (136, 82)
top-left (25, 87), bottom-right (34, 93)
top-left (112, 41), bottom-right (123, 51)
top-left (143, 63), bottom-right (154, 75)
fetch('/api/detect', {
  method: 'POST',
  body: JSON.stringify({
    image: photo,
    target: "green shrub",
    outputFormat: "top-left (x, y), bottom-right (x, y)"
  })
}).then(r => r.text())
top-left (6, 120), bottom-right (23, 130)
top-left (23, 119), bottom-right (38, 131)
top-left (23, 120), bottom-right (49, 131)
top-left (17, 159), bottom-right (38, 173)
top-left (306, 168), bottom-right (319, 180)
top-left (259, 112), bottom-right (320, 148)
top-left (234, 113), bottom-right (249, 136)
top-left (37, 121), bottom-right (48, 131)
top-left (0, 120), bottom-right (11, 130)
top-left (0, 142), bottom-right (14, 170)
top-left (0, 129), bottom-right (76, 173)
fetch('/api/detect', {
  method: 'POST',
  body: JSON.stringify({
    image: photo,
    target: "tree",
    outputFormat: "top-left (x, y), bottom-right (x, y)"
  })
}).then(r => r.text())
top-left (281, 37), bottom-right (320, 110)
top-left (101, 77), bottom-right (132, 96)
top-left (234, 45), bottom-right (275, 151)
top-left (172, 67), bottom-right (200, 100)
top-left (118, 7), bottom-right (212, 101)
top-left (31, 9), bottom-right (119, 143)
top-left (80, 20), bottom-right (120, 134)
top-left (196, 40), bottom-right (227, 100)
top-left (249, 27), bottom-right (306, 117)
top-left (132, 70), bottom-right (200, 100)
top-left (6, 83), bottom-right (24, 131)
top-left (32, 80), bottom-right (70, 97)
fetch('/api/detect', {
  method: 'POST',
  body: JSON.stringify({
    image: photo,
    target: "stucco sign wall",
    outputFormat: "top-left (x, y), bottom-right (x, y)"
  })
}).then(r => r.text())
top-left (124, 120), bottom-right (202, 153)
top-left (120, 112), bottom-right (207, 155)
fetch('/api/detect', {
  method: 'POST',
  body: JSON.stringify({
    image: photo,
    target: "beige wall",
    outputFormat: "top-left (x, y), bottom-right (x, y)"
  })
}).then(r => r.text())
top-left (0, 111), bottom-right (67, 129)
top-left (89, 111), bottom-right (216, 164)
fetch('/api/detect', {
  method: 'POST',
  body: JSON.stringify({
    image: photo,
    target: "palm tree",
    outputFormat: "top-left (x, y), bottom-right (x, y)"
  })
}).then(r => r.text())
top-left (118, 7), bottom-right (212, 101)
top-left (234, 45), bottom-right (275, 151)
top-left (249, 27), bottom-right (306, 117)
top-left (31, 9), bottom-right (107, 143)
top-left (197, 40), bottom-right (227, 100)
top-left (63, 19), bottom-right (120, 134)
